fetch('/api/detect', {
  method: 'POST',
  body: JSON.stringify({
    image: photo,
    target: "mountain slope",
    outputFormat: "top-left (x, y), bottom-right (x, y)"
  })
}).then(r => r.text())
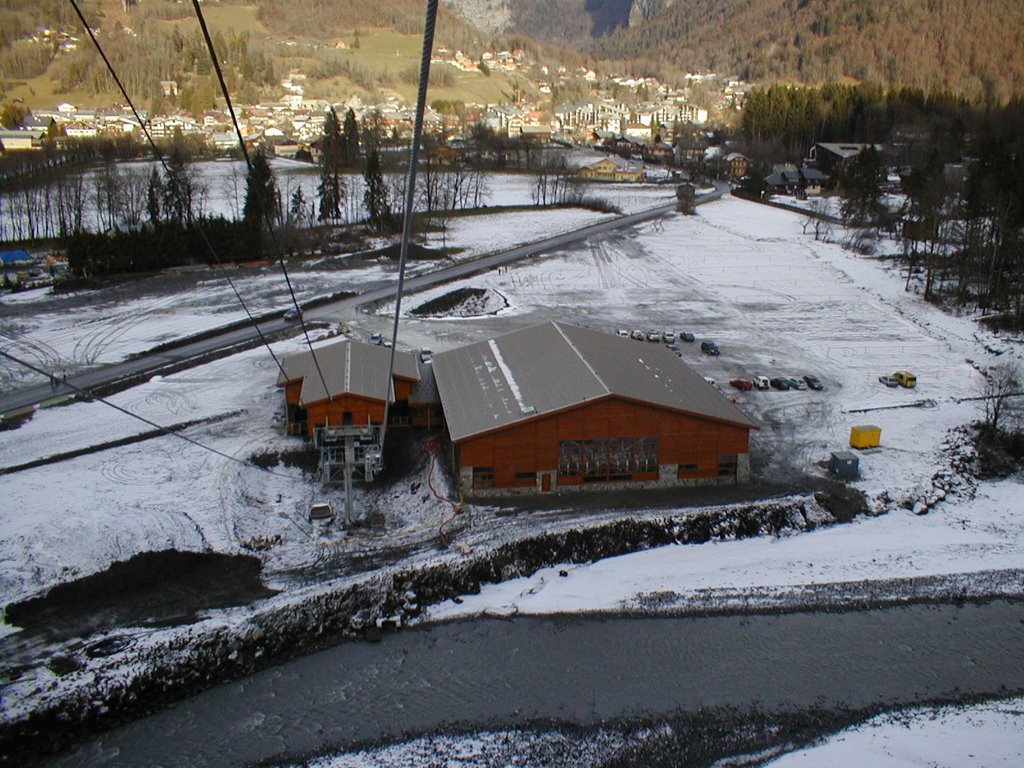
top-left (443, 0), bottom-right (639, 45)
top-left (591, 0), bottom-right (1024, 99)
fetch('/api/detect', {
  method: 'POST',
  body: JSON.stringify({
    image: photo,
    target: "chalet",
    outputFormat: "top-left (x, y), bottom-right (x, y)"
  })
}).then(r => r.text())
top-left (723, 152), bottom-right (751, 180)
top-left (64, 121), bottom-right (98, 139)
top-left (643, 142), bottom-right (674, 164)
top-left (519, 124), bottom-right (552, 143)
top-left (271, 139), bottom-right (302, 159)
top-left (606, 134), bottom-right (645, 158)
top-left (432, 322), bottom-right (758, 495)
top-left (0, 129), bottom-right (45, 151)
top-left (764, 164), bottom-right (828, 198)
top-left (100, 116), bottom-right (143, 135)
top-left (809, 142), bottom-right (884, 175)
top-left (150, 115), bottom-right (202, 139)
top-left (579, 155), bottom-right (644, 182)
top-left (22, 115), bottom-right (54, 133)
top-left (277, 339), bottom-right (420, 439)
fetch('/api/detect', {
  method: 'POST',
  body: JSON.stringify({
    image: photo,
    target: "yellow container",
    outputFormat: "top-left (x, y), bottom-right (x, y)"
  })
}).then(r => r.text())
top-left (850, 425), bottom-right (881, 449)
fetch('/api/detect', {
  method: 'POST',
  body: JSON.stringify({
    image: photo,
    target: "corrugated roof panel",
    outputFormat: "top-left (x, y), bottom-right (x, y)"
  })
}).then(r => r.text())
top-left (298, 343), bottom-right (350, 405)
top-left (409, 360), bottom-right (438, 405)
top-left (489, 323), bottom-right (606, 413)
top-left (434, 322), bottom-right (758, 441)
top-left (433, 324), bottom-right (607, 441)
top-left (277, 338), bottom-right (346, 386)
top-left (559, 323), bottom-right (758, 428)
top-left (283, 339), bottom-right (418, 406)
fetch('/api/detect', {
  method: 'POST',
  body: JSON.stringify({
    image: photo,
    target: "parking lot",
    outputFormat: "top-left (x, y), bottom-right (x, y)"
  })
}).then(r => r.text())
top-left (376, 195), bottom-right (990, 495)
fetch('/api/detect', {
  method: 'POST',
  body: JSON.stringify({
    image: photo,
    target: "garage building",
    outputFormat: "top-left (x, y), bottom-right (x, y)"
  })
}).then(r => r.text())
top-left (432, 321), bottom-right (758, 495)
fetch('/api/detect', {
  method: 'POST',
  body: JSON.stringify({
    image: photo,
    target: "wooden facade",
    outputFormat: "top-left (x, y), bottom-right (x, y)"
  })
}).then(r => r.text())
top-left (301, 377), bottom-right (415, 438)
top-left (455, 395), bottom-right (751, 493)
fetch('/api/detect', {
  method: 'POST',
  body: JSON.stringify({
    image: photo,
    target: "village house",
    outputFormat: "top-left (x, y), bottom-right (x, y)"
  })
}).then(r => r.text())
top-left (764, 164), bottom-right (828, 198)
top-left (0, 129), bottom-right (46, 150)
top-left (579, 155), bottom-right (644, 182)
top-left (723, 152), bottom-right (751, 180)
top-left (808, 142), bottom-right (884, 175)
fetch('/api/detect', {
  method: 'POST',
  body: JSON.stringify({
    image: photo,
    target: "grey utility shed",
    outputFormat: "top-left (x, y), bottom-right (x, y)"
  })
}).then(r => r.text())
top-left (829, 451), bottom-right (859, 479)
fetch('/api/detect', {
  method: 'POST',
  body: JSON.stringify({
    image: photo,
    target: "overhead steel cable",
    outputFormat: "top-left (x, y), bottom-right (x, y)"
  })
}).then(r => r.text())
top-left (381, 0), bottom-right (439, 436)
top-left (68, 0), bottom-right (290, 384)
top-left (0, 349), bottom-right (301, 481)
top-left (190, 0), bottom-right (333, 404)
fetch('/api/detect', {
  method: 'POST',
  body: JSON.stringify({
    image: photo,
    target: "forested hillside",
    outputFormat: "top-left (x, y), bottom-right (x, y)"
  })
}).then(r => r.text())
top-left (592, 0), bottom-right (1024, 100)
top-left (0, 0), bottom-right (519, 111)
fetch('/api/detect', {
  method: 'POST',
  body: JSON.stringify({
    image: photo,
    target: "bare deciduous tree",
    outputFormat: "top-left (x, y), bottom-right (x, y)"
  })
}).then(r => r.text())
top-left (979, 362), bottom-right (1023, 436)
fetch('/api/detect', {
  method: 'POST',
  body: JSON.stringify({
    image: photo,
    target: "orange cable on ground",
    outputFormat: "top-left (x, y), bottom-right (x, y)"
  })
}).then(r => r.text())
top-left (426, 435), bottom-right (461, 546)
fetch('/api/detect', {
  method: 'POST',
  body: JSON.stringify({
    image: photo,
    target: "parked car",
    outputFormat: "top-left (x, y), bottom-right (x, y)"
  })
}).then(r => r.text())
top-left (730, 378), bottom-right (754, 391)
top-left (803, 375), bottom-right (823, 390)
top-left (753, 375), bottom-right (770, 390)
top-left (369, 333), bottom-right (383, 345)
top-left (680, 331), bottom-right (696, 343)
top-left (420, 349), bottom-right (433, 363)
top-left (700, 340), bottom-right (720, 355)
top-left (787, 377), bottom-right (807, 390)
top-left (662, 331), bottom-right (676, 344)
top-left (894, 370), bottom-right (917, 388)
top-left (616, 329), bottom-right (630, 337)
top-left (631, 329), bottom-right (645, 341)
top-left (647, 329), bottom-right (662, 342)
top-left (879, 375), bottom-right (899, 387)
top-left (769, 377), bottom-right (791, 390)
top-left (703, 376), bottom-right (719, 389)
top-left (283, 306), bottom-right (302, 321)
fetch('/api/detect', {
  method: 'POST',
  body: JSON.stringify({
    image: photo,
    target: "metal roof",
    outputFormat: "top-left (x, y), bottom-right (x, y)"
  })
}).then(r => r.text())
top-left (433, 321), bottom-right (758, 442)
top-left (409, 358), bottom-right (439, 405)
top-left (277, 339), bottom-right (419, 406)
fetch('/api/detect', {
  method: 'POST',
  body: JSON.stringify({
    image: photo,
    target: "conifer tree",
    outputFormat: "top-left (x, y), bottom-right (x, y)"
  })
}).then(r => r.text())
top-left (342, 107), bottom-right (361, 167)
top-left (244, 149), bottom-right (280, 233)
top-left (146, 167), bottom-right (163, 225)
top-left (163, 141), bottom-right (195, 225)
top-left (362, 148), bottom-right (391, 233)
top-left (317, 108), bottom-right (345, 221)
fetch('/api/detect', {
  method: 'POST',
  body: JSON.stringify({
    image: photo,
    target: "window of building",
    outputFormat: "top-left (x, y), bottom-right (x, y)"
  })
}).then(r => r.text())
top-left (515, 471), bottom-right (537, 480)
top-left (677, 463), bottom-right (699, 478)
top-left (718, 454), bottom-right (738, 477)
top-left (558, 437), bottom-right (658, 481)
top-left (473, 466), bottom-right (494, 489)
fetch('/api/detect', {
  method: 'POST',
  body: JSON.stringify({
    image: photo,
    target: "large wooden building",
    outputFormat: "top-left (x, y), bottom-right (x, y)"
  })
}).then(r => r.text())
top-left (432, 322), bottom-right (758, 496)
top-left (277, 339), bottom-right (420, 439)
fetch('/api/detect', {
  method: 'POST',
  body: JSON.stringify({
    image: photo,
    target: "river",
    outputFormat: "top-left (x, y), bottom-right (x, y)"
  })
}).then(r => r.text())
top-left (50, 599), bottom-right (1024, 766)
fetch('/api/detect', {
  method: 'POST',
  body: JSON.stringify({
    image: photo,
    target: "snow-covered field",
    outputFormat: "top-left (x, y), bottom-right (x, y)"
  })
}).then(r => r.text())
top-left (0, 161), bottom-right (672, 391)
top-left (766, 697), bottom-right (1024, 768)
top-left (1, 193), bottom-right (1022, 763)
top-left (277, 696), bottom-right (1024, 768)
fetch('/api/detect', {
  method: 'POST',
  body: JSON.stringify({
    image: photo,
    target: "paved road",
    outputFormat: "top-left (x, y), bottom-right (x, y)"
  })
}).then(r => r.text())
top-left (1, 184), bottom-right (728, 416)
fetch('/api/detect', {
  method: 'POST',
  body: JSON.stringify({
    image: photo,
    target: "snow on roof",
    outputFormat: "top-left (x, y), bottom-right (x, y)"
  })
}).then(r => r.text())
top-left (432, 321), bottom-right (758, 442)
top-left (277, 338), bottom-right (419, 406)
top-left (815, 142), bottom-right (882, 158)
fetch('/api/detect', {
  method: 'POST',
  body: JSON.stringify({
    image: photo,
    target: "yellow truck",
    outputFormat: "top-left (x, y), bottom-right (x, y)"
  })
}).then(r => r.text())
top-left (893, 371), bottom-right (917, 388)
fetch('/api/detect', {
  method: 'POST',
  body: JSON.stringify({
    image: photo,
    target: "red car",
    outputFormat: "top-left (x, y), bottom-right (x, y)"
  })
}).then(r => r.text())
top-left (729, 378), bottom-right (754, 391)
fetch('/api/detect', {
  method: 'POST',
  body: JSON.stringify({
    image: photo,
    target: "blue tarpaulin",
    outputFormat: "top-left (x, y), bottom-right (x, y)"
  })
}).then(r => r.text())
top-left (1, 250), bottom-right (31, 265)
